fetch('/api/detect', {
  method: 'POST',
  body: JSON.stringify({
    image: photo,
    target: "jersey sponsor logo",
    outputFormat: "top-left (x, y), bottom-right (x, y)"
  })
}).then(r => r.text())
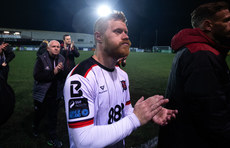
top-left (121, 80), bottom-right (127, 92)
top-left (108, 103), bottom-right (124, 124)
top-left (69, 98), bottom-right (90, 119)
top-left (70, 80), bottom-right (82, 98)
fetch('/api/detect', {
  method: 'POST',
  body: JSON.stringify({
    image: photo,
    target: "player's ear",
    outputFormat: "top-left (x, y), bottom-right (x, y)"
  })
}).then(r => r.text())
top-left (95, 32), bottom-right (103, 43)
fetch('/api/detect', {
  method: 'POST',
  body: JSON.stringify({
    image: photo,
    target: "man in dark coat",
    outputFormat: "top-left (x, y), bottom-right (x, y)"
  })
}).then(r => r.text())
top-left (33, 40), bottom-right (65, 148)
top-left (60, 34), bottom-right (80, 77)
top-left (158, 2), bottom-right (230, 148)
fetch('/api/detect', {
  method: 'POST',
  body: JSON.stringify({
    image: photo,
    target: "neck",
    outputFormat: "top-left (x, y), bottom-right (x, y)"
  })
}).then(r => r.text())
top-left (93, 49), bottom-right (117, 69)
top-left (49, 52), bottom-right (57, 59)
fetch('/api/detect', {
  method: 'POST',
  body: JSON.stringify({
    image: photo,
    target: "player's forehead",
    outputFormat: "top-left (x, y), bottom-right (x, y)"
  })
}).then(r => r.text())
top-left (107, 19), bottom-right (128, 31)
top-left (214, 9), bottom-right (230, 21)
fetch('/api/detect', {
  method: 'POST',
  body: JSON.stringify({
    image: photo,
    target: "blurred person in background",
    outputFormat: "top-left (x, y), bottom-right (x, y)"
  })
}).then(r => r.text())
top-left (36, 40), bottom-right (49, 56)
top-left (158, 1), bottom-right (230, 148)
top-left (60, 34), bottom-right (80, 77)
top-left (0, 41), bottom-right (15, 82)
top-left (0, 41), bottom-right (15, 126)
top-left (32, 40), bottom-right (65, 148)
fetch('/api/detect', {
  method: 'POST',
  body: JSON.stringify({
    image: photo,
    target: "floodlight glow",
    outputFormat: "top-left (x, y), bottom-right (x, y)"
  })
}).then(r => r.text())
top-left (14, 32), bottom-right (20, 35)
top-left (4, 31), bottom-right (9, 34)
top-left (97, 5), bottom-right (112, 17)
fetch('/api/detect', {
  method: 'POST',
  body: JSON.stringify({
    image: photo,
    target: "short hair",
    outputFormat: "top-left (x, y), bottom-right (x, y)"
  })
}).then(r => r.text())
top-left (63, 34), bottom-right (70, 40)
top-left (48, 40), bottom-right (60, 47)
top-left (191, 1), bottom-right (229, 28)
top-left (94, 11), bottom-right (127, 35)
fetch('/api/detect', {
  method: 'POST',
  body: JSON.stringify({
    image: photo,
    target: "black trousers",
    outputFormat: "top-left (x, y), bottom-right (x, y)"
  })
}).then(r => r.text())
top-left (33, 95), bottom-right (60, 139)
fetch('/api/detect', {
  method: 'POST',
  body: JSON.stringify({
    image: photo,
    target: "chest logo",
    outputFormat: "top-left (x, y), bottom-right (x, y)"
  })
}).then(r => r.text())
top-left (100, 85), bottom-right (104, 90)
top-left (121, 80), bottom-right (127, 92)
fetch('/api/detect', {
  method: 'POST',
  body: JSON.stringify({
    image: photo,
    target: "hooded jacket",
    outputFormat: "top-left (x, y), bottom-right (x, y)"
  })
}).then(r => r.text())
top-left (158, 28), bottom-right (230, 148)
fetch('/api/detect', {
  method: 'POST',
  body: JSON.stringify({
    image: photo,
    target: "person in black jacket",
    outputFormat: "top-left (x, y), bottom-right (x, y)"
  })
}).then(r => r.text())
top-left (32, 40), bottom-right (65, 148)
top-left (60, 34), bottom-right (80, 77)
top-left (0, 41), bottom-right (15, 82)
top-left (0, 41), bottom-right (15, 127)
top-left (158, 2), bottom-right (230, 148)
top-left (36, 40), bottom-right (48, 56)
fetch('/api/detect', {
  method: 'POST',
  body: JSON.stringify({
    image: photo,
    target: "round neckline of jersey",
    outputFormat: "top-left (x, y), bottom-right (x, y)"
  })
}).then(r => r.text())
top-left (90, 56), bottom-right (115, 72)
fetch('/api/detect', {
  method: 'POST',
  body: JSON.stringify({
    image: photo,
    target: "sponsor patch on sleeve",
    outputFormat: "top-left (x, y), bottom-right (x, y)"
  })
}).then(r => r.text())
top-left (69, 98), bottom-right (90, 119)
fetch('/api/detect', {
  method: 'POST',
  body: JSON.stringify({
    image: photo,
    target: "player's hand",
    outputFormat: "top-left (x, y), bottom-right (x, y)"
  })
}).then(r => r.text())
top-left (152, 107), bottom-right (178, 126)
top-left (133, 95), bottom-right (169, 125)
top-left (2, 62), bottom-right (7, 67)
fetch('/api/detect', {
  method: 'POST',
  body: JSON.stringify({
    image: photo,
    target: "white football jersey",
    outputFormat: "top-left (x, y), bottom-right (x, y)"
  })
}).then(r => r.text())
top-left (64, 57), bottom-right (140, 148)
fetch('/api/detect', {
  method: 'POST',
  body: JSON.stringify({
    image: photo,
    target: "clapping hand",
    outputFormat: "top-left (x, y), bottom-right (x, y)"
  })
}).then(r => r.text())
top-left (70, 41), bottom-right (74, 50)
top-left (152, 106), bottom-right (178, 126)
top-left (54, 62), bottom-right (64, 74)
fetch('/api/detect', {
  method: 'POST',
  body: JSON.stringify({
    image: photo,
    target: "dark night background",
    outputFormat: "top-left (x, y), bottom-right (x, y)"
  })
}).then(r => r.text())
top-left (1, 0), bottom-right (229, 48)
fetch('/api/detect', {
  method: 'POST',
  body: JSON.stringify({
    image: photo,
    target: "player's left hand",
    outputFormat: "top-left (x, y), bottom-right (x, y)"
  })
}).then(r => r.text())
top-left (152, 107), bottom-right (178, 126)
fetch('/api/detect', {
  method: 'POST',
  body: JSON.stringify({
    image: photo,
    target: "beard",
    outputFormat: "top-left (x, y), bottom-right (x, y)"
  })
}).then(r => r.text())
top-left (104, 40), bottom-right (131, 60)
top-left (213, 31), bottom-right (230, 47)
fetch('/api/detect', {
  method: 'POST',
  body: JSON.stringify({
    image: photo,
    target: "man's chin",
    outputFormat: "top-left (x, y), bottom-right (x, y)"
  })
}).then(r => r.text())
top-left (117, 52), bottom-right (129, 59)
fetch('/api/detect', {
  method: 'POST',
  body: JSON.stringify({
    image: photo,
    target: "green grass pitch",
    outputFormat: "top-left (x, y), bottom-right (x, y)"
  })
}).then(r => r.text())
top-left (1, 50), bottom-right (229, 147)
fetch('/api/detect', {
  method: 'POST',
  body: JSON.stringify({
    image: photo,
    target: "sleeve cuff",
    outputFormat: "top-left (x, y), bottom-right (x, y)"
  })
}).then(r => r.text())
top-left (128, 113), bottom-right (141, 129)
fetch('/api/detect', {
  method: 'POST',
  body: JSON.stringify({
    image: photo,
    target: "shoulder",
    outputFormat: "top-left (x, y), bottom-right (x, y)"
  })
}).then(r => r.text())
top-left (186, 43), bottom-right (219, 55)
top-left (40, 51), bottom-right (48, 59)
top-left (70, 57), bottom-right (97, 78)
top-left (115, 66), bottom-right (128, 77)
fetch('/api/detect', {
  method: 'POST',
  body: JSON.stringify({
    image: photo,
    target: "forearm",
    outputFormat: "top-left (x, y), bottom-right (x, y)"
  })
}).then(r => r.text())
top-left (69, 113), bottom-right (140, 148)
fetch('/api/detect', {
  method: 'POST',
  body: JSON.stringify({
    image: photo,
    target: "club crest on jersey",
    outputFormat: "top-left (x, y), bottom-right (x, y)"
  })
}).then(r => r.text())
top-left (121, 80), bottom-right (127, 92)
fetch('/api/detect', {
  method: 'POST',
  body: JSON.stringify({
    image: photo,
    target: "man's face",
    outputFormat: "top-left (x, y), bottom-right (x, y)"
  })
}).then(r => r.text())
top-left (48, 41), bottom-right (60, 56)
top-left (64, 36), bottom-right (72, 45)
top-left (101, 19), bottom-right (131, 60)
top-left (211, 9), bottom-right (230, 46)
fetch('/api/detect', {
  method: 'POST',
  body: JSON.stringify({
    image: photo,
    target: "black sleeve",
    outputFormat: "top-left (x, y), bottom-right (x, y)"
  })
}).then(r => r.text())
top-left (33, 57), bottom-right (55, 82)
top-left (72, 46), bottom-right (80, 57)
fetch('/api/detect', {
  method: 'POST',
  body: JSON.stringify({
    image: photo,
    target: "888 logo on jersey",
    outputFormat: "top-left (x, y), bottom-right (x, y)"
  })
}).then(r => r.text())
top-left (108, 103), bottom-right (124, 124)
top-left (69, 98), bottom-right (90, 119)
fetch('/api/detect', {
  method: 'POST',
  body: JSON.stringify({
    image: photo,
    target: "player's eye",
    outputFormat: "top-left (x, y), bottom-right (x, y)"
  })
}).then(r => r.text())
top-left (114, 29), bottom-right (123, 34)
